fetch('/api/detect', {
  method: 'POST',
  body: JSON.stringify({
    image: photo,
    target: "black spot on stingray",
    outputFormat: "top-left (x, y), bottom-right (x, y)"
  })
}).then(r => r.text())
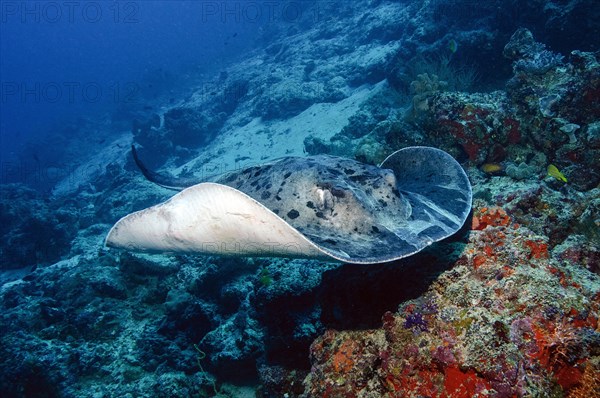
top-left (392, 188), bottom-right (401, 197)
top-left (266, 183), bottom-right (272, 190)
top-left (349, 174), bottom-right (368, 183)
top-left (287, 209), bottom-right (300, 219)
top-left (316, 211), bottom-right (326, 219)
top-left (306, 201), bottom-right (315, 209)
top-left (275, 195), bottom-right (282, 201)
top-left (353, 227), bottom-right (358, 232)
top-left (283, 172), bottom-right (292, 179)
top-left (273, 209), bottom-right (279, 214)
top-left (224, 173), bottom-right (237, 183)
top-left (253, 170), bottom-right (262, 177)
top-left (372, 226), bottom-right (380, 233)
top-left (331, 186), bottom-right (345, 198)
top-left (280, 181), bottom-right (286, 187)
top-left (323, 238), bottom-right (337, 245)
top-left (250, 180), bottom-right (258, 187)
top-left (378, 199), bottom-right (388, 207)
top-left (343, 168), bottom-right (356, 175)
top-left (261, 191), bottom-right (271, 200)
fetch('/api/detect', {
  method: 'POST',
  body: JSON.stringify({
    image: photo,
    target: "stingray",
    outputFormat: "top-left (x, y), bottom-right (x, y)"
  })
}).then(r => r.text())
top-left (105, 146), bottom-right (472, 264)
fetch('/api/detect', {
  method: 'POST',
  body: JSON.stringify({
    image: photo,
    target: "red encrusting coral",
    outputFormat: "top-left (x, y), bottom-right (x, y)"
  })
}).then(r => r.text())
top-left (304, 212), bottom-right (599, 397)
top-left (472, 207), bottom-right (512, 230)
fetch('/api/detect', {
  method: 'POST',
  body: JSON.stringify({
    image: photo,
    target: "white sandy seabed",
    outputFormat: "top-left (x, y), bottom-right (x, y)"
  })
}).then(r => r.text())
top-left (52, 81), bottom-right (385, 196)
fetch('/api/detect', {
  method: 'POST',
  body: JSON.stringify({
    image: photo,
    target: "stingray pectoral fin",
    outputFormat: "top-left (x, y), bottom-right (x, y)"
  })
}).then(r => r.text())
top-left (379, 146), bottom-right (472, 247)
top-left (105, 182), bottom-right (332, 260)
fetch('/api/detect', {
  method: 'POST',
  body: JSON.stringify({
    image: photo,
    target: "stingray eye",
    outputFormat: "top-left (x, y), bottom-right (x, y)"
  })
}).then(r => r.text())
top-left (315, 188), bottom-right (334, 210)
top-left (382, 169), bottom-right (397, 187)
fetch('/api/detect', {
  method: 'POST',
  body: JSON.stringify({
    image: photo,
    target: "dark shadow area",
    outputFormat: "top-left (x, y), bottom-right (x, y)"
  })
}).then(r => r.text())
top-left (258, 213), bottom-right (472, 370)
top-left (317, 236), bottom-right (465, 330)
top-left (317, 223), bottom-right (470, 331)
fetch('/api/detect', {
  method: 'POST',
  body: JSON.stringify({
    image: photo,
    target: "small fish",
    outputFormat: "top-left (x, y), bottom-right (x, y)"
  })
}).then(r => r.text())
top-left (547, 164), bottom-right (567, 182)
top-left (481, 163), bottom-right (502, 174)
top-left (448, 39), bottom-right (458, 54)
top-left (481, 163), bottom-right (502, 173)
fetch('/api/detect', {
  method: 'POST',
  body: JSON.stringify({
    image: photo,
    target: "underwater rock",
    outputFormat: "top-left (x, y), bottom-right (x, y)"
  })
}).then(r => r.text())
top-left (424, 90), bottom-right (517, 164)
top-left (505, 28), bottom-right (565, 75)
top-left (503, 27), bottom-right (537, 61)
top-left (577, 196), bottom-right (600, 246)
top-left (132, 79), bottom-right (248, 168)
top-left (505, 162), bottom-right (539, 180)
top-left (504, 31), bottom-right (600, 183)
top-left (586, 121), bottom-right (600, 148)
top-left (163, 106), bottom-right (226, 148)
top-left (538, 94), bottom-right (561, 118)
top-left (254, 80), bottom-right (346, 120)
top-left (257, 365), bottom-right (307, 398)
top-left (198, 311), bottom-right (265, 381)
top-left (354, 136), bottom-right (387, 165)
top-left (403, 30), bottom-right (599, 188)
top-left (303, 209), bottom-right (600, 397)
top-left (0, 184), bottom-right (78, 272)
top-left (554, 234), bottom-right (600, 275)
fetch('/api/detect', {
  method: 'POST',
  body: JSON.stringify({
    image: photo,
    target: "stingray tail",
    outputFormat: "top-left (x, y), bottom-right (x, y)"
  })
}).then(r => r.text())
top-left (131, 145), bottom-right (200, 191)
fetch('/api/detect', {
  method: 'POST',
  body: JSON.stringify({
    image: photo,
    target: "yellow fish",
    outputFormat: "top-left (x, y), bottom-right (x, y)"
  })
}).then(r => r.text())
top-left (481, 163), bottom-right (502, 174)
top-left (547, 164), bottom-right (567, 182)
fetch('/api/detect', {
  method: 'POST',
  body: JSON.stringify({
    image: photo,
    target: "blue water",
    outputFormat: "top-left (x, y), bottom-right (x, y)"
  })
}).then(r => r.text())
top-left (1, 0), bottom-right (273, 172)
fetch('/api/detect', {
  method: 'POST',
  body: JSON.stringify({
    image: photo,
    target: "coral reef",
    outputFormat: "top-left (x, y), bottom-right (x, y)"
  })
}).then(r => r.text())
top-left (303, 206), bottom-right (599, 398)
top-left (0, 184), bottom-right (78, 272)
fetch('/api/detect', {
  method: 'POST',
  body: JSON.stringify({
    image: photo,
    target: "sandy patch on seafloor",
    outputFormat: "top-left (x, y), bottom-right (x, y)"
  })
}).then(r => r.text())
top-left (52, 134), bottom-right (132, 197)
top-left (171, 81), bottom-right (386, 178)
top-left (51, 81), bottom-right (384, 194)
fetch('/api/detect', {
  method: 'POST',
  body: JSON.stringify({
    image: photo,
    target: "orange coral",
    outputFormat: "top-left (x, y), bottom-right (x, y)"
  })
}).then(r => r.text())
top-left (472, 255), bottom-right (487, 269)
top-left (472, 207), bottom-right (511, 230)
top-left (442, 366), bottom-right (490, 398)
top-left (332, 339), bottom-right (358, 374)
top-left (525, 240), bottom-right (549, 259)
top-left (567, 361), bottom-right (600, 398)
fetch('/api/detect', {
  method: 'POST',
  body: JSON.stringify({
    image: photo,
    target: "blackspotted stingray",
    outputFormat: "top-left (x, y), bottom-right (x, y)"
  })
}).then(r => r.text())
top-left (105, 146), bottom-right (472, 264)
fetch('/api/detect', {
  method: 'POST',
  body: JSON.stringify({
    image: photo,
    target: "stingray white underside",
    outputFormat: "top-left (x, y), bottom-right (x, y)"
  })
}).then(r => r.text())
top-left (105, 182), bottom-right (333, 261)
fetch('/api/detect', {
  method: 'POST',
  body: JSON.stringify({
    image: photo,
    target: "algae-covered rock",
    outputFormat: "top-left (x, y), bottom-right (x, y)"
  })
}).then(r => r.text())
top-left (0, 184), bottom-right (78, 271)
